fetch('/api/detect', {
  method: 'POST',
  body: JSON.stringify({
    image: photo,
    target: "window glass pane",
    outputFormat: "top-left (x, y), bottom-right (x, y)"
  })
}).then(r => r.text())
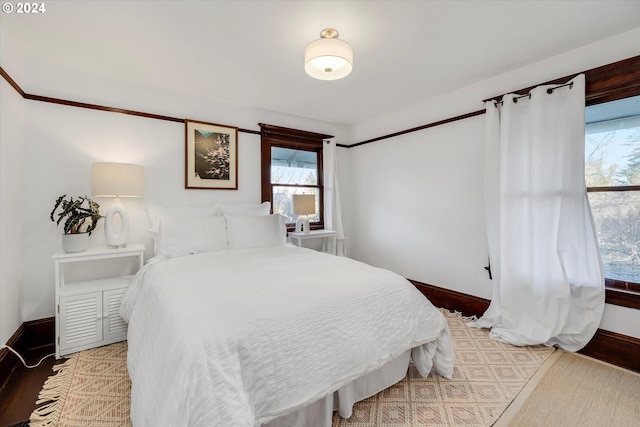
top-left (585, 96), bottom-right (640, 186)
top-left (588, 191), bottom-right (640, 283)
top-left (272, 186), bottom-right (319, 224)
top-left (271, 147), bottom-right (318, 185)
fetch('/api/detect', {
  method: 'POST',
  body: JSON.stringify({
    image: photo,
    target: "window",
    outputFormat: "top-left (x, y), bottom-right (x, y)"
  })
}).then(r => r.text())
top-left (581, 55), bottom-right (640, 308)
top-left (260, 124), bottom-right (332, 231)
top-left (272, 147), bottom-right (320, 224)
top-left (586, 95), bottom-right (640, 291)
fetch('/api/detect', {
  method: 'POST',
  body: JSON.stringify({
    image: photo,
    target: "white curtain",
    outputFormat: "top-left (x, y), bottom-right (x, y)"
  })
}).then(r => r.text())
top-left (323, 138), bottom-right (347, 257)
top-left (471, 74), bottom-right (605, 351)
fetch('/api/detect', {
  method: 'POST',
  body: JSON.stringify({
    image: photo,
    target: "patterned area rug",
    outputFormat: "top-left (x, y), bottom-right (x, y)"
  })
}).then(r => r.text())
top-left (332, 311), bottom-right (555, 426)
top-left (30, 343), bottom-right (131, 427)
top-left (31, 310), bottom-right (555, 426)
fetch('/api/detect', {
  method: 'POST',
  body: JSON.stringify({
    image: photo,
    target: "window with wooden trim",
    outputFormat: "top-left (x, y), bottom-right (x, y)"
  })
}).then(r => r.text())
top-left (581, 55), bottom-right (640, 307)
top-left (259, 124), bottom-right (332, 231)
top-left (586, 95), bottom-right (640, 293)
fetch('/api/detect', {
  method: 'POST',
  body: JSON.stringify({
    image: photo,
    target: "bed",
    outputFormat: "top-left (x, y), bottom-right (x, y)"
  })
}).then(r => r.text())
top-left (120, 204), bottom-right (454, 426)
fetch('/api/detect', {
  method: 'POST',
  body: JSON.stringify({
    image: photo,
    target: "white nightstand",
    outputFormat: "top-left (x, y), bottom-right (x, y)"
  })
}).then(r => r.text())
top-left (289, 230), bottom-right (337, 255)
top-left (53, 244), bottom-right (144, 358)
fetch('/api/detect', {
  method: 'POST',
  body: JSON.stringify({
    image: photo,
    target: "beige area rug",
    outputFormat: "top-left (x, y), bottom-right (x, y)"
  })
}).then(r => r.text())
top-left (31, 311), bottom-right (555, 426)
top-left (30, 342), bottom-right (131, 427)
top-left (496, 350), bottom-right (640, 427)
top-left (331, 311), bottom-right (555, 426)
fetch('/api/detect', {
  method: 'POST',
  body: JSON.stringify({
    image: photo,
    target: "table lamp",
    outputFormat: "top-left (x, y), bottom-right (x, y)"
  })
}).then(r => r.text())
top-left (92, 162), bottom-right (144, 248)
top-left (292, 193), bottom-right (315, 233)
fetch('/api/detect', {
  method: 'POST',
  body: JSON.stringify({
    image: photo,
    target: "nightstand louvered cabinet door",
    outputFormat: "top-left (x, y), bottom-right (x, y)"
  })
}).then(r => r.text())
top-left (103, 287), bottom-right (128, 344)
top-left (59, 291), bottom-right (102, 354)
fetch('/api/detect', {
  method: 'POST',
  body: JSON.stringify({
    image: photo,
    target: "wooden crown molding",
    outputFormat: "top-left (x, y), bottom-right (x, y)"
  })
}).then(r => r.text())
top-left (0, 65), bottom-right (260, 135)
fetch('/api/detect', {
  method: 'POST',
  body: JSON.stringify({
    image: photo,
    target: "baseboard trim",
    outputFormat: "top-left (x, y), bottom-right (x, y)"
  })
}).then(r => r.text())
top-left (410, 279), bottom-right (640, 373)
top-left (0, 323), bottom-right (25, 393)
top-left (0, 317), bottom-right (55, 393)
top-left (409, 279), bottom-right (490, 317)
top-left (578, 328), bottom-right (640, 373)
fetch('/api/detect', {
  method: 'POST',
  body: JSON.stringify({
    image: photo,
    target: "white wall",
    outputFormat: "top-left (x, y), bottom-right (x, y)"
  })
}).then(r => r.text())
top-left (0, 73), bottom-right (25, 344)
top-left (345, 116), bottom-right (490, 298)
top-left (343, 27), bottom-right (640, 339)
top-left (18, 92), bottom-right (347, 322)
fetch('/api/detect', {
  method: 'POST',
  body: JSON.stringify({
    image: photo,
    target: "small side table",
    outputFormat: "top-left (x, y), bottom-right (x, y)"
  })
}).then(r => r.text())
top-left (53, 244), bottom-right (145, 358)
top-left (289, 230), bottom-right (336, 255)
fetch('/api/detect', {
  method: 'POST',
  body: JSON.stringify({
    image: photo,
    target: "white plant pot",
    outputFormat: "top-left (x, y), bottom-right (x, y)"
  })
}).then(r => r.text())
top-left (61, 233), bottom-right (89, 253)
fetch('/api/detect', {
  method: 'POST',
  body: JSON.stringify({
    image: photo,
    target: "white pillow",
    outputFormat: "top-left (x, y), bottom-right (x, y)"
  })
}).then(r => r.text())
top-left (148, 204), bottom-right (221, 254)
top-left (220, 201), bottom-right (270, 217)
top-left (148, 203), bottom-right (221, 233)
top-left (225, 214), bottom-right (286, 250)
top-left (156, 215), bottom-right (228, 258)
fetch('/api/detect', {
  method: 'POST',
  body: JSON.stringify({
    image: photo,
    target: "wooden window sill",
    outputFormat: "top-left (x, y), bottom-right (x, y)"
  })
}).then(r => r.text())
top-left (605, 286), bottom-right (640, 310)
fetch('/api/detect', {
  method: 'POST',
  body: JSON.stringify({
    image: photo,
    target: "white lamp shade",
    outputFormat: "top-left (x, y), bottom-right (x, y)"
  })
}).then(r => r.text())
top-left (292, 194), bottom-right (316, 215)
top-left (305, 37), bottom-right (353, 81)
top-left (92, 162), bottom-right (144, 198)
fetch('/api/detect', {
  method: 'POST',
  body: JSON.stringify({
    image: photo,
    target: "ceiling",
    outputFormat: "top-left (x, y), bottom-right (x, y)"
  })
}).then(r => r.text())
top-left (1, 1), bottom-right (639, 126)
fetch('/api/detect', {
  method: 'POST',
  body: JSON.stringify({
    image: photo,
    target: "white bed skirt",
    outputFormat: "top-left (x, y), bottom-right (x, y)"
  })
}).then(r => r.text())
top-left (262, 350), bottom-right (411, 427)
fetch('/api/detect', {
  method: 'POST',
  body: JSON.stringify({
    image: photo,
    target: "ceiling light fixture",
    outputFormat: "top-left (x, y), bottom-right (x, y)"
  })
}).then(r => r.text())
top-left (304, 28), bottom-right (353, 81)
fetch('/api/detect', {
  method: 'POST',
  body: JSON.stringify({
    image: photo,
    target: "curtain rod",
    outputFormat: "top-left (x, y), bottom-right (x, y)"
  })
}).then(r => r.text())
top-left (492, 81), bottom-right (575, 106)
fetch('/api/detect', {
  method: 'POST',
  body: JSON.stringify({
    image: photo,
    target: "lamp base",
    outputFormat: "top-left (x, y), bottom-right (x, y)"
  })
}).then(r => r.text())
top-left (295, 216), bottom-right (311, 233)
top-left (104, 198), bottom-right (129, 248)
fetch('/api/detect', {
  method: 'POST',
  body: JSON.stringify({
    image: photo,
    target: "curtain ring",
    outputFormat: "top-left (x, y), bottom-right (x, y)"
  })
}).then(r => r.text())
top-left (546, 81), bottom-right (574, 94)
top-left (513, 93), bottom-right (530, 104)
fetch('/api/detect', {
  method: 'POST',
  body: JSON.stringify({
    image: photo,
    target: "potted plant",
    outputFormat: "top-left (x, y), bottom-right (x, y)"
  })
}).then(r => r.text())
top-left (50, 195), bottom-right (103, 253)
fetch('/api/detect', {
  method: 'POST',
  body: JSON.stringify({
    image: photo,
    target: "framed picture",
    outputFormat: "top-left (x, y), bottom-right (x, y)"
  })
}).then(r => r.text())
top-left (185, 120), bottom-right (238, 190)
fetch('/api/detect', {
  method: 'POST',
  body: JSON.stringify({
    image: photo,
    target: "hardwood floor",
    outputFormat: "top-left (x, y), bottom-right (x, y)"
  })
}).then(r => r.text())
top-left (0, 346), bottom-right (60, 427)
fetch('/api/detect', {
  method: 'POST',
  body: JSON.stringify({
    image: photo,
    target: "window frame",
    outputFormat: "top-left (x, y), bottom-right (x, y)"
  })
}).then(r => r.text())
top-left (582, 56), bottom-right (640, 308)
top-left (259, 123), bottom-right (333, 232)
top-left (585, 109), bottom-right (640, 296)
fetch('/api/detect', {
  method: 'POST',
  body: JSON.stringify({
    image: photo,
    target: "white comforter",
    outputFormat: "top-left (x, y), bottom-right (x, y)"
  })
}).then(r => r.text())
top-left (121, 245), bottom-right (454, 426)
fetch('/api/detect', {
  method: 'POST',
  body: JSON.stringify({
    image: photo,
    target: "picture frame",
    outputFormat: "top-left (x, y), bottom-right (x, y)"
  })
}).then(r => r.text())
top-left (185, 119), bottom-right (238, 190)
